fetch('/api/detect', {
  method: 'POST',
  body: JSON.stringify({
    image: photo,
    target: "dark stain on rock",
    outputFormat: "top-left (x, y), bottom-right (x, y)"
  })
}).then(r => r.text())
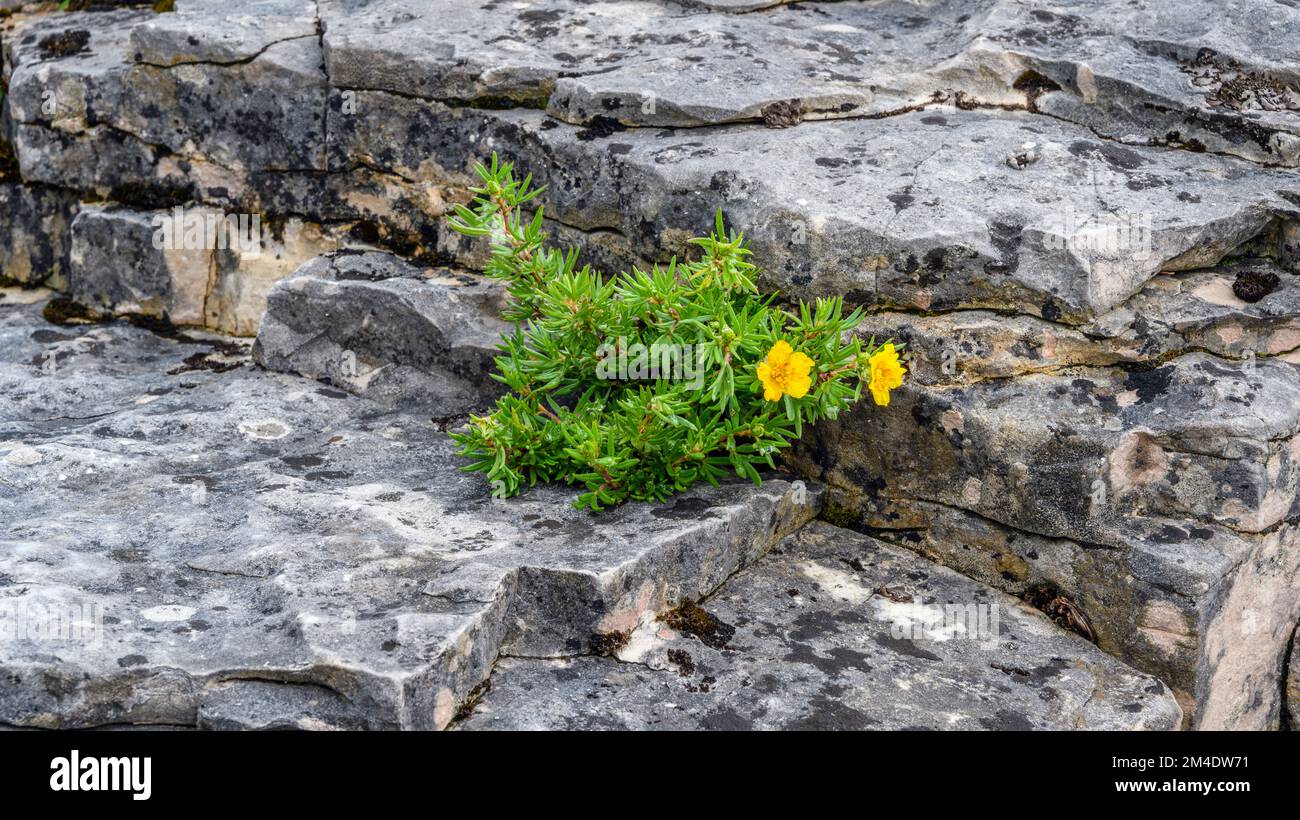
top-left (652, 496), bottom-right (716, 520)
top-left (1040, 298), bottom-right (1062, 322)
top-left (876, 634), bottom-right (942, 661)
top-left (888, 191), bottom-right (915, 212)
top-left (280, 454), bottom-right (325, 469)
top-left (42, 298), bottom-right (104, 326)
top-left (30, 329), bottom-right (74, 344)
top-left (1068, 139), bottom-right (1146, 170)
top-left (700, 706), bottom-right (754, 730)
top-left (38, 29), bottom-right (91, 59)
top-left (977, 709), bottom-right (1034, 730)
top-left (667, 647), bottom-right (695, 676)
top-left (575, 115), bottom-right (626, 141)
top-left (305, 470), bottom-right (352, 481)
top-left (661, 600), bottom-right (736, 649)
top-left (784, 695), bottom-right (876, 730)
top-left (1123, 364), bottom-right (1174, 404)
top-left (589, 629), bottom-right (630, 656)
top-left (1012, 69), bottom-right (1061, 111)
top-left (116, 654), bottom-right (147, 668)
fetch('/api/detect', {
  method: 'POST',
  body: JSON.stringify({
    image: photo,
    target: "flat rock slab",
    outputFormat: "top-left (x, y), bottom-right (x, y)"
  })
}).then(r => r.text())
top-left (0, 296), bottom-right (818, 729)
top-left (348, 100), bottom-right (1299, 323)
top-left (316, 0), bottom-right (1300, 165)
top-left (456, 522), bottom-right (1182, 730)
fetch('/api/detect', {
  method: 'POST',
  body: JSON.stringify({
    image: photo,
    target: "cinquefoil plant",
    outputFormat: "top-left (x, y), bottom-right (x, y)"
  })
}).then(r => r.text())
top-left (449, 155), bottom-right (905, 510)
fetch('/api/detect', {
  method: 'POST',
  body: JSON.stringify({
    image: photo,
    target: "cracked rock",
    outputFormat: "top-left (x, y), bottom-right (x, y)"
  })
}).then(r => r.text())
top-left (0, 295), bottom-right (818, 729)
top-left (253, 251), bottom-right (510, 412)
top-left (455, 522), bottom-right (1183, 730)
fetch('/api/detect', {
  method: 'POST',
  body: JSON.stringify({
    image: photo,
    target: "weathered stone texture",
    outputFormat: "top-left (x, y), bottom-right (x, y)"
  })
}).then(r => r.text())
top-left (69, 204), bottom-right (342, 334)
top-left (2, 0), bottom-right (1299, 730)
top-left (457, 522), bottom-right (1182, 730)
top-left (0, 295), bottom-right (819, 729)
top-left (253, 251), bottom-right (509, 412)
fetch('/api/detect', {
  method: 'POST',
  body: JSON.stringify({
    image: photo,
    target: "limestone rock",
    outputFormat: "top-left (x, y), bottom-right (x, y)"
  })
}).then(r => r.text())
top-left (0, 181), bottom-right (79, 288)
top-left (253, 251), bottom-right (510, 413)
top-left (456, 522), bottom-right (1183, 730)
top-left (858, 261), bottom-right (1300, 388)
top-left (797, 352), bottom-right (1300, 543)
top-left (1287, 625), bottom-right (1299, 730)
top-left (69, 204), bottom-right (214, 326)
top-left (844, 499), bottom-right (1299, 729)
top-left (5, 6), bottom-right (327, 193)
top-left (335, 98), bottom-right (1299, 323)
top-left (69, 205), bottom-right (341, 334)
top-left (0, 296), bottom-right (818, 729)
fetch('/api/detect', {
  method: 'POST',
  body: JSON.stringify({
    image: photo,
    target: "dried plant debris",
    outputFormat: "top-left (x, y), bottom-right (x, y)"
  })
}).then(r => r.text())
top-left (762, 98), bottom-right (804, 128)
top-left (1233, 268), bottom-right (1281, 303)
top-left (874, 585), bottom-right (914, 603)
top-left (38, 29), bottom-right (91, 59)
top-left (666, 648), bottom-right (696, 677)
top-left (1181, 48), bottom-right (1300, 112)
top-left (1022, 585), bottom-right (1096, 643)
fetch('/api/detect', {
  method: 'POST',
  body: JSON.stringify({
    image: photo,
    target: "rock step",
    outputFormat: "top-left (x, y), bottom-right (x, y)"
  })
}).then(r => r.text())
top-left (246, 251), bottom-right (1300, 728)
top-left (331, 99), bottom-right (1300, 324)
top-left (0, 294), bottom-right (816, 729)
top-left (5, 3), bottom-right (1300, 324)
top-left (321, 0), bottom-right (1300, 166)
top-left (252, 251), bottom-right (509, 414)
top-left (454, 521), bottom-right (1183, 730)
top-left (792, 351), bottom-right (1300, 728)
top-left (1, 0), bottom-right (1297, 730)
top-left (807, 353), bottom-right (1300, 539)
top-left (860, 259), bottom-right (1300, 388)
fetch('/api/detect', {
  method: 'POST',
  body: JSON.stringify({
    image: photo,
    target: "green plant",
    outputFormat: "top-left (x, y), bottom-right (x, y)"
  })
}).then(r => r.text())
top-left (448, 155), bottom-right (904, 510)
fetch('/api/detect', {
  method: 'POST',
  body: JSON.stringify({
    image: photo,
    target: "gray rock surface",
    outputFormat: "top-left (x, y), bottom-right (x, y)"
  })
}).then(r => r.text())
top-left (456, 522), bottom-right (1182, 730)
top-left (801, 352), bottom-right (1300, 540)
top-left (1287, 625), bottom-right (1299, 730)
top-left (330, 96), bottom-right (1300, 323)
top-left (0, 294), bottom-right (819, 729)
top-left (790, 350), bottom-right (1300, 728)
top-left (316, 0), bottom-right (1300, 166)
top-left (253, 252), bottom-right (509, 412)
top-left (0, 180), bottom-right (78, 288)
top-left (2, 0), bottom-right (1299, 730)
top-left (69, 204), bottom-right (343, 335)
top-left (832, 499), bottom-right (1300, 730)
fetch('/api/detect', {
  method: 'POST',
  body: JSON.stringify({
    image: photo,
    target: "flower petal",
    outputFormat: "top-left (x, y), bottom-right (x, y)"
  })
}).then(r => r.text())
top-left (788, 351), bottom-right (814, 377)
top-left (767, 339), bottom-right (794, 366)
top-left (786, 373), bottom-right (812, 399)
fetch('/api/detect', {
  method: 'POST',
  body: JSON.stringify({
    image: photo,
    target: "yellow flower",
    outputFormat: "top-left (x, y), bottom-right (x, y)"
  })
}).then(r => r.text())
top-left (867, 343), bottom-right (906, 406)
top-left (757, 340), bottom-right (814, 401)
